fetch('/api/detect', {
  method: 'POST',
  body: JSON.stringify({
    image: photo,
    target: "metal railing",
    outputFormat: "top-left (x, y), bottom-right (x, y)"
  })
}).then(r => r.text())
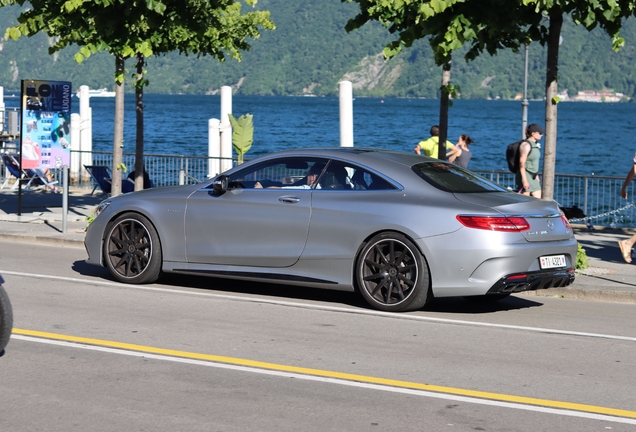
top-left (473, 170), bottom-right (635, 228)
top-left (79, 150), bottom-right (232, 187)
top-left (2, 150), bottom-right (634, 228)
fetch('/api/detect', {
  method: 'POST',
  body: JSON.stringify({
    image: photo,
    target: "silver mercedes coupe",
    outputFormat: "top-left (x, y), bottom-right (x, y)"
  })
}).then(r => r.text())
top-left (84, 148), bottom-right (577, 312)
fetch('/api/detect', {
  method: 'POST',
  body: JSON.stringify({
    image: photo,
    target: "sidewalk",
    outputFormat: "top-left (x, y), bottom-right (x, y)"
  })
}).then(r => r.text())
top-left (0, 187), bottom-right (100, 247)
top-left (0, 187), bottom-right (634, 303)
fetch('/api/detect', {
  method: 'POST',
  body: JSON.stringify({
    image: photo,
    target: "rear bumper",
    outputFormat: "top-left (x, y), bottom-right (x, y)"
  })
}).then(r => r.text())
top-left (487, 268), bottom-right (575, 294)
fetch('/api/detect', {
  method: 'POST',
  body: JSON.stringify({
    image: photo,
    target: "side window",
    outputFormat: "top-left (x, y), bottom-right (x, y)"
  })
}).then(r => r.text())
top-left (321, 160), bottom-right (396, 191)
top-left (226, 157), bottom-right (327, 189)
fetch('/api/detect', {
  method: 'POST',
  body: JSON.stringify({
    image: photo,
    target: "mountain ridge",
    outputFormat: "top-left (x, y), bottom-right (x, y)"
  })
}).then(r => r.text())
top-left (0, 1), bottom-right (635, 100)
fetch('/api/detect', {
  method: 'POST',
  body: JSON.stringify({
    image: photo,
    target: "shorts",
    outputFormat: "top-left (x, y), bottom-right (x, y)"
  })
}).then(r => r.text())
top-left (515, 171), bottom-right (540, 193)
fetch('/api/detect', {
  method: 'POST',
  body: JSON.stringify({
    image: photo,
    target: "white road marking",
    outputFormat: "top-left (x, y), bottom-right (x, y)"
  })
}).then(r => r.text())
top-left (11, 334), bottom-right (636, 425)
top-left (2, 269), bottom-right (636, 343)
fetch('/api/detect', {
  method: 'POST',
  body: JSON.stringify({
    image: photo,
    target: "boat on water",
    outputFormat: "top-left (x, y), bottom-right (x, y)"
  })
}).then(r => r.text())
top-left (75, 88), bottom-right (115, 98)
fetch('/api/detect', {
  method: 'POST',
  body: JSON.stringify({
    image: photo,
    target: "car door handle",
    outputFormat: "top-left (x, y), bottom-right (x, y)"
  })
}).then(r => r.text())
top-left (278, 196), bottom-right (300, 204)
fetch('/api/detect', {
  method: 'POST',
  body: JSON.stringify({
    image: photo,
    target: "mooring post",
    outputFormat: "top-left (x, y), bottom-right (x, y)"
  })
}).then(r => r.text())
top-left (220, 86), bottom-right (233, 173)
top-left (208, 118), bottom-right (221, 178)
top-left (339, 81), bottom-right (353, 147)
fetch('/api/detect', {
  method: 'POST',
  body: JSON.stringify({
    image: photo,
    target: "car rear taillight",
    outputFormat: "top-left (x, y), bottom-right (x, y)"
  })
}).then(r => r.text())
top-left (561, 215), bottom-right (572, 230)
top-left (505, 273), bottom-right (528, 281)
top-left (456, 215), bottom-right (530, 232)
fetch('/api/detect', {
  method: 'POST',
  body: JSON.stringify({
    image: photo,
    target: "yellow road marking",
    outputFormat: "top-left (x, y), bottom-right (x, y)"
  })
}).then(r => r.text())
top-left (14, 328), bottom-right (636, 419)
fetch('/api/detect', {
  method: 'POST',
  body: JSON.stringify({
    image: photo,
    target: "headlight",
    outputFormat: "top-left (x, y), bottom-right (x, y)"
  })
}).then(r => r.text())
top-left (94, 200), bottom-right (111, 218)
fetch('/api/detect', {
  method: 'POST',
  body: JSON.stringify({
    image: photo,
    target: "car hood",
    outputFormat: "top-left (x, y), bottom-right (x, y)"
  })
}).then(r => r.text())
top-left (453, 192), bottom-right (573, 242)
top-left (112, 183), bottom-right (202, 200)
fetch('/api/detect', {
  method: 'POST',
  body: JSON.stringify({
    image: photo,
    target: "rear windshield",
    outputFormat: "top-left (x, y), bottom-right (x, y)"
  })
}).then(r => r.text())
top-left (412, 162), bottom-right (508, 193)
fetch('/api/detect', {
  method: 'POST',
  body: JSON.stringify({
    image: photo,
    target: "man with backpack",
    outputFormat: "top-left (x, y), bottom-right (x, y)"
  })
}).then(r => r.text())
top-left (515, 123), bottom-right (544, 198)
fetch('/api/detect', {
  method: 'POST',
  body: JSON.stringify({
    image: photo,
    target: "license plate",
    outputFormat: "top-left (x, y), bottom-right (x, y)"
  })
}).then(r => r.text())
top-left (539, 255), bottom-right (567, 269)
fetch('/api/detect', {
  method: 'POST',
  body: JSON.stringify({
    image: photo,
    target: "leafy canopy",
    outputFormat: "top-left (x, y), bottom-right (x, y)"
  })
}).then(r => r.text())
top-left (2, 0), bottom-right (275, 82)
top-left (342, 0), bottom-right (636, 65)
top-left (343, 0), bottom-right (532, 64)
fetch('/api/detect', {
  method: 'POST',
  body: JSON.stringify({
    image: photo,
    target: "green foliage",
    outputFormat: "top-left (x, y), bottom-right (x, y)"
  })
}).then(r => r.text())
top-left (1, 1), bottom-right (636, 99)
top-left (576, 242), bottom-right (589, 270)
top-left (85, 210), bottom-right (95, 229)
top-left (0, 0), bottom-right (274, 196)
top-left (1, 0), bottom-right (275, 67)
top-left (441, 83), bottom-right (461, 106)
top-left (229, 113), bottom-right (254, 164)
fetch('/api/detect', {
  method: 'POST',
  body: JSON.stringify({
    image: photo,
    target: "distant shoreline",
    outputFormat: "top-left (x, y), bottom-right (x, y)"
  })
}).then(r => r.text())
top-left (1, 92), bottom-right (633, 103)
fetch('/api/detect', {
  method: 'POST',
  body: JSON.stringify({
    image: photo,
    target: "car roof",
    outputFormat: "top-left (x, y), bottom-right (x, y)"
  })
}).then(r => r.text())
top-left (247, 147), bottom-right (432, 181)
top-left (255, 147), bottom-right (430, 168)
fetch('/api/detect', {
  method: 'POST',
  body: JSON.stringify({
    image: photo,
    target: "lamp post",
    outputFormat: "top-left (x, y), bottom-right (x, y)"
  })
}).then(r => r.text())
top-left (521, 44), bottom-right (529, 140)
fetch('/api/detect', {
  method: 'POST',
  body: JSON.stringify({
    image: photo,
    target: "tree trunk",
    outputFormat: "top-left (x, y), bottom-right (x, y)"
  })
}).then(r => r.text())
top-left (111, 55), bottom-right (125, 197)
top-left (542, 11), bottom-right (563, 201)
top-left (438, 58), bottom-right (451, 160)
top-left (134, 53), bottom-right (145, 191)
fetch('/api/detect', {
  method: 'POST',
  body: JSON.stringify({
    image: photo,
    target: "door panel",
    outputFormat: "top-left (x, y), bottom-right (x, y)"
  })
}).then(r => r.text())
top-left (185, 188), bottom-right (311, 267)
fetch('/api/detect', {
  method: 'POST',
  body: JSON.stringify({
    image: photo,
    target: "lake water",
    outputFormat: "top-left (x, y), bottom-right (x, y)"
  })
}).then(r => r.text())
top-left (8, 93), bottom-right (636, 176)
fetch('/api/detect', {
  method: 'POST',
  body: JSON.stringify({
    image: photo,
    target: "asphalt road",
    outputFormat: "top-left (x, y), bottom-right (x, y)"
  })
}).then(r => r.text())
top-left (1, 241), bottom-right (635, 431)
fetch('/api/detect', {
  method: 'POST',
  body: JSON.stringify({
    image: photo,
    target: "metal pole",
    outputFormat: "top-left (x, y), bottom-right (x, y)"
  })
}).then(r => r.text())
top-left (0, 86), bottom-right (5, 134)
top-left (521, 44), bottom-right (529, 140)
top-left (62, 167), bottom-right (68, 233)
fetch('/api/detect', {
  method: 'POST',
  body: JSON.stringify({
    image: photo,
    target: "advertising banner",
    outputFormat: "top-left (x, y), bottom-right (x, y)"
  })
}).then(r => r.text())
top-left (20, 80), bottom-right (72, 170)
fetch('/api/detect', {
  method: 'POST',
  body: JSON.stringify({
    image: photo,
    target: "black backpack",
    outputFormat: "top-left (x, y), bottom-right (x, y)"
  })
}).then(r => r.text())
top-left (505, 139), bottom-right (532, 173)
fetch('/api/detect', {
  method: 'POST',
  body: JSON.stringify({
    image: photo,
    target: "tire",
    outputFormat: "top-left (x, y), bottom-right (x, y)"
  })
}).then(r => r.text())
top-left (356, 232), bottom-right (431, 312)
top-left (0, 284), bottom-right (13, 356)
top-left (104, 213), bottom-right (162, 284)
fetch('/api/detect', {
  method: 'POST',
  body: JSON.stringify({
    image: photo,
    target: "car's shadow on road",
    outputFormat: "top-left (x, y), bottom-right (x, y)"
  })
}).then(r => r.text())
top-left (426, 295), bottom-right (543, 314)
top-left (72, 260), bottom-right (543, 314)
top-left (158, 272), bottom-right (371, 309)
top-left (72, 260), bottom-right (112, 279)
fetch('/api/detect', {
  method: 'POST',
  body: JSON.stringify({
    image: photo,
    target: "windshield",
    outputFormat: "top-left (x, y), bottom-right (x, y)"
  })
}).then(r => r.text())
top-left (412, 161), bottom-right (508, 193)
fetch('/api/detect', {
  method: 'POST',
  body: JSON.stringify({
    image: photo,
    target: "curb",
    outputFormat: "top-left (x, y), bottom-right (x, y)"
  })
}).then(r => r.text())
top-left (0, 233), bottom-right (84, 249)
top-left (519, 287), bottom-right (636, 304)
top-left (0, 233), bottom-right (85, 249)
top-left (0, 214), bottom-right (86, 223)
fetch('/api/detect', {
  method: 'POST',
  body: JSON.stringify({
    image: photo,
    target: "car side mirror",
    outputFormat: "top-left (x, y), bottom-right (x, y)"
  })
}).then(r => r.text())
top-left (212, 175), bottom-right (228, 196)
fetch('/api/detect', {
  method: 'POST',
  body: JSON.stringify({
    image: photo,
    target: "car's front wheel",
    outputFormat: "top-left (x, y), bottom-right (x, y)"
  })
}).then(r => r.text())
top-left (356, 232), bottom-right (431, 312)
top-left (104, 213), bottom-right (162, 284)
top-left (0, 283), bottom-right (13, 356)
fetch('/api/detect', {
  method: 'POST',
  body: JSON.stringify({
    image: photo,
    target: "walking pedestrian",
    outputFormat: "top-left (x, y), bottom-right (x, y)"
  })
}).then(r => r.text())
top-left (414, 125), bottom-right (455, 159)
top-left (446, 134), bottom-right (474, 168)
top-left (515, 123), bottom-right (543, 198)
top-left (618, 154), bottom-right (636, 263)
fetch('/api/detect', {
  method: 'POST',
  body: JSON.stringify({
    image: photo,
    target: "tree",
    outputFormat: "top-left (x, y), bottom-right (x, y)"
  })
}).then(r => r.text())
top-left (343, 0), bottom-right (636, 200)
top-left (120, 0), bottom-right (274, 190)
top-left (2, 0), bottom-right (274, 195)
top-left (517, 0), bottom-right (635, 199)
top-left (342, 0), bottom-right (531, 161)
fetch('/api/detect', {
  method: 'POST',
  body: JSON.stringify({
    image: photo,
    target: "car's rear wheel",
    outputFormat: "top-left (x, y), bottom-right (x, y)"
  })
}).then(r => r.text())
top-left (104, 213), bottom-right (162, 284)
top-left (356, 232), bottom-right (431, 312)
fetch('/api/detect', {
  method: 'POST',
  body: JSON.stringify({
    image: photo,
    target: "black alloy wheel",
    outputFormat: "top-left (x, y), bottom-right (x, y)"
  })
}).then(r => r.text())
top-left (356, 232), bottom-right (431, 312)
top-left (104, 213), bottom-right (162, 284)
